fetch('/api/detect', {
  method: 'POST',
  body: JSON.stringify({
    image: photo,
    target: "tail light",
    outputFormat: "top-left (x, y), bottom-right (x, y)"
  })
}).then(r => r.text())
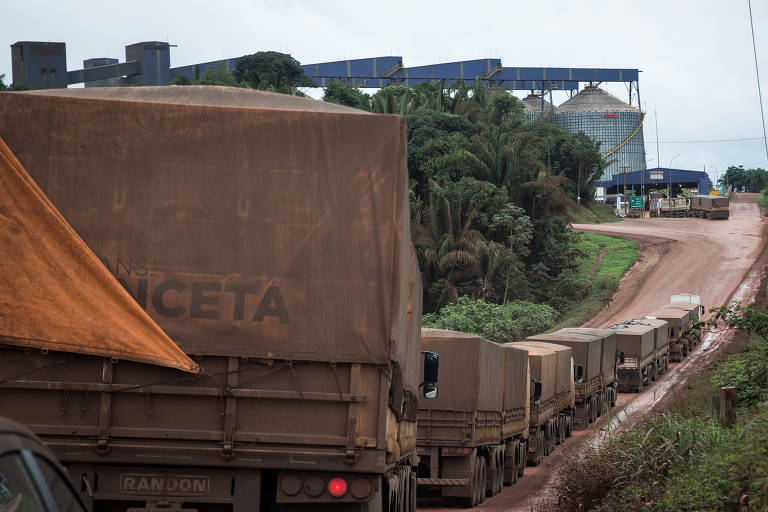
top-left (327, 477), bottom-right (348, 498)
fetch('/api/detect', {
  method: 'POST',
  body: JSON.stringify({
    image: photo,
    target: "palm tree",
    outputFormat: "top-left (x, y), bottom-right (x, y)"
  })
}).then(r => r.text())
top-left (412, 181), bottom-right (484, 305)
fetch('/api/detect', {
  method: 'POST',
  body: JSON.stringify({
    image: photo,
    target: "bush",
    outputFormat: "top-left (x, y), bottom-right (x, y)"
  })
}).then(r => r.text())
top-left (421, 296), bottom-right (558, 342)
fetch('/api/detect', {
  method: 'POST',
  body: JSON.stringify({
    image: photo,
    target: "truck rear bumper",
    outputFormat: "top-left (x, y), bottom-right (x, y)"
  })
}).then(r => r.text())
top-left (416, 478), bottom-right (469, 486)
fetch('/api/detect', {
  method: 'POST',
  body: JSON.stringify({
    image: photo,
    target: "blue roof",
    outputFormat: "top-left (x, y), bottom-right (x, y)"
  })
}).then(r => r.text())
top-left (595, 168), bottom-right (711, 195)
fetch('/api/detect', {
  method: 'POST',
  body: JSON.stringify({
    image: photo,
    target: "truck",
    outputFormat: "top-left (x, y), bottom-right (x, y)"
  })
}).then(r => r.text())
top-left (652, 197), bottom-right (690, 217)
top-left (0, 86), bottom-right (430, 512)
top-left (663, 301), bottom-right (703, 349)
top-left (557, 328), bottom-right (619, 410)
top-left (690, 195), bottom-right (730, 219)
top-left (625, 318), bottom-right (669, 379)
top-left (610, 323), bottom-right (656, 392)
top-left (646, 307), bottom-right (691, 361)
top-left (416, 329), bottom-right (529, 508)
top-left (529, 328), bottom-right (618, 429)
top-left (504, 342), bottom-right (574, 466)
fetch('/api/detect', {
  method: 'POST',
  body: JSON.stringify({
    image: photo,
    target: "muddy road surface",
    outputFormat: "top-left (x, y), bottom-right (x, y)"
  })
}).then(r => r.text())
top-left (418, 202), bottom-right (765, 512)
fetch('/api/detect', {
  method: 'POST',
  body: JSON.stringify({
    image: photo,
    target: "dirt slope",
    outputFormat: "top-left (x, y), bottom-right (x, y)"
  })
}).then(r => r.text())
top-left (418, 202), bottom-right (765, 512)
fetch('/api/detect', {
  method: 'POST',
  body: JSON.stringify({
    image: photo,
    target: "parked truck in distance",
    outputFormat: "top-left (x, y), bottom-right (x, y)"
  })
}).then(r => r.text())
top-left (610, 323), bottom-right (656, 392)
top-left (690, 195), bottom-right (730, 219)
top-left (0, 86), bottom-right (428, 512)
top-left (416, 329), bottom-right (529, 508)
top-left (529, 328), bottom-right (618, 429)
top-left (504, 342), bottom-right (574, 466)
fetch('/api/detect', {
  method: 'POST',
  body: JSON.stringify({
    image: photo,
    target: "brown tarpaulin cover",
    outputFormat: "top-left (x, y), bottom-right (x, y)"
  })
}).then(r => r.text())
top-left (0, 87), bottom-right (415, 377)
top-left (0, 135), bottom-right (198, 373)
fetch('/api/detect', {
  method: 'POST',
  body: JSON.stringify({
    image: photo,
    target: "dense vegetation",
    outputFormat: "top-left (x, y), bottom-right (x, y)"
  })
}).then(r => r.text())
top-left (553, 294), bottom-right (768, 511)
top-left (718, 165), bottom-right (768, 193)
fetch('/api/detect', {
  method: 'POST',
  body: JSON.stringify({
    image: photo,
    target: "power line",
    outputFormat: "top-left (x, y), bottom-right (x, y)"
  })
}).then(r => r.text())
top-left (748, 0), bottom-right (768, 162)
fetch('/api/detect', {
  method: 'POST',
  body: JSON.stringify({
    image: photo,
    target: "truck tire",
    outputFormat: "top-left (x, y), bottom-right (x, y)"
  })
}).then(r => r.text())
top-left (528, 430), bottom-right (544, 466)
top-left (477, 456), bottom-right (486, 504)
top-left (504, 440), bottom-right (518, 485)
top-left (486, 448), bottom-right (500, 497)
top-left (610, 387), bottom-right (617, 408)
top-left (408, 470), bottom-right (416, 512)
top-left (584, 402), bottom-right (591, 425)
top-left (518, 441), bottom-right (526, 476)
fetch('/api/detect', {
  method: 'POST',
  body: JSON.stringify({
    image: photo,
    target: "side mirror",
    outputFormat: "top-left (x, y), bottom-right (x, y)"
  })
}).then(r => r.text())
top-left (575, 364), bottom-right (584, 382)
top-left (422, 351), bottom-right (439, 385)
top-left (619, 351), bottom-right (626, 365)
top-left (423, 384), bottom-right (438, 399)
top-left (532, 379), bottom-right (542, 403)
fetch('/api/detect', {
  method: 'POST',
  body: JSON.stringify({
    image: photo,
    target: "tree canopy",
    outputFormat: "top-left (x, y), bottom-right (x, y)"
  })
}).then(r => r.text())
top-left (326, 81), bottom-right (604, 314)
top-left (717, 165), bottom-right (768, 193)
top-left (234, 51), bottom-right (315, 95)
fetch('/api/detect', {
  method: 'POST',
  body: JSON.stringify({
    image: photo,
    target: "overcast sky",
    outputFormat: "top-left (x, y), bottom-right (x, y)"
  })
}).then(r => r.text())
top-left (2, 0), bottom-right (767, 184)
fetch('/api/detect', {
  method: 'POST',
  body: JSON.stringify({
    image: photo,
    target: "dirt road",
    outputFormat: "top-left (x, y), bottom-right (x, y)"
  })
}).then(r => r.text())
top-left (418, 202), bottom-right (765, 512)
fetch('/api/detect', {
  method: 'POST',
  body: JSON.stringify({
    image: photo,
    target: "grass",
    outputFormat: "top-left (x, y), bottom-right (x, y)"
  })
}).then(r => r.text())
top-left (565, 201), bottom-right (622, 224)
top-left (549, 232), bottom-right (637, 330)
top-left (757, 189), bottom-right (768, 215)
top-left (550, 281), bottom-right (768, 512)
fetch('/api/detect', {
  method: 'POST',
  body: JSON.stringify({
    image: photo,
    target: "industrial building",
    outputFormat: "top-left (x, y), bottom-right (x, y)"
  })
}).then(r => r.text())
top-left (552, 86), bottom-right (646, 182)
top-left (595, 168), bottom-right (712, 197)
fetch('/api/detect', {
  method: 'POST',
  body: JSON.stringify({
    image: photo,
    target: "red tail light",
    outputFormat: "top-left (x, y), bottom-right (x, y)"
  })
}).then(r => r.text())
top-left (327, 477), bottom-right (348, 498)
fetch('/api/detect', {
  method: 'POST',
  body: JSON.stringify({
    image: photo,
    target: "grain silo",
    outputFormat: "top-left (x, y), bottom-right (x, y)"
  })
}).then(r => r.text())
top-left (552, 86), bottom-right (646, 182)
top-left (522, 94), bottom-right (553, 121)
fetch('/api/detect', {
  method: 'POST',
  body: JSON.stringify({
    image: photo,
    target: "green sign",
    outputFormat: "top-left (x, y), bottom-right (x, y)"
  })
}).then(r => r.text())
top-left (630, 196), bottom-right (645, 209)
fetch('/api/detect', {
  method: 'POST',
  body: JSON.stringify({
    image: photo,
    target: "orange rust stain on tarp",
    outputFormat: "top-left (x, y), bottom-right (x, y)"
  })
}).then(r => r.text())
top-left (0, 135), bottom-right (198, 373)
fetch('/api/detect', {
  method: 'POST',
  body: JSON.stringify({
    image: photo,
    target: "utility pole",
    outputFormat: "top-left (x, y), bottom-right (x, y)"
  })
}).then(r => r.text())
top-left (620, 165), bottom-right (630, 197)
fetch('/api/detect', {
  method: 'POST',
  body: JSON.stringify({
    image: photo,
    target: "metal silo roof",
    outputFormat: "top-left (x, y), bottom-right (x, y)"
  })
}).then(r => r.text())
top-left (556, 86), bottom-right (640, 113)
top-left (522, 94), bottom-right (553, 112)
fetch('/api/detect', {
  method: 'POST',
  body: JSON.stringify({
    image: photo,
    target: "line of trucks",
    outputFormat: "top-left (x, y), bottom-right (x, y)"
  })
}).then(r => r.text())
top-left (0, 87), bottom-right (705, 512)
top-left (649, 195), bottom-right (730, 219)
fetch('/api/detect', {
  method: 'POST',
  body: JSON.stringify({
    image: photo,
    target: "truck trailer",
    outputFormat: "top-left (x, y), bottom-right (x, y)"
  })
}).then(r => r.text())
top-left (528, 329), bottom-right (617, 429)
top-left (624, 319), bottom-right (669, 379)
top-left (416, 329), bottom-right (529, 507)
top-left (610, 323), bottom-right (656, 392)
top-left (690, 195), bottom-right (730, 219)
top-left (0, 86), bottom-right (427, 512)
top-left (504, 342), bottom-right (574, 466)
top-left (647, 307), bottom-right (691, 362)
top-left (556, 328), bottom-right (619, 410)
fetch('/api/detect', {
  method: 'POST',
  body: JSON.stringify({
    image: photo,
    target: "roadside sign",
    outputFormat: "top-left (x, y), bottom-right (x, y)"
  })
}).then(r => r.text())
top-left (630, 196), bottom-right (644, 209)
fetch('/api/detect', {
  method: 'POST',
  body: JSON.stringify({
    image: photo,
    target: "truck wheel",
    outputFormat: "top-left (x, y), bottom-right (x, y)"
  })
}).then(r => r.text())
top-left (504, 440), bottom-right (518, 485)
top-left (610, 387), bottom-right (617, 408)
top-left (518, 441), bottom-right (526, 476)
top-left (408, 470), bottom-right (416, 512)
top-left (584, 402), bottom-right (591, 424)
top-left (485, 451), bottom-right (497, 497)
top-left (565, 415), bottom-right (573, 438)
top-left (496, 450), bottom-right (505, 492)
top-left (478, 456), bottom-right (486, 503)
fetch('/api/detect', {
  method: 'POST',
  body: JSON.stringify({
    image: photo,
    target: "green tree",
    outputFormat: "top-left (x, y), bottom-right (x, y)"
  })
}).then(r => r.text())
top-left (192, 65), bottom-right (244, 87)
top-left (716, 165), bottom-right (768, 192)
top-left (323, 81), bottom-right (371, 111)
top-left (234, 52), bottom-right (315, 95)
top-left (0, 74), bottom-right (7, 91)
